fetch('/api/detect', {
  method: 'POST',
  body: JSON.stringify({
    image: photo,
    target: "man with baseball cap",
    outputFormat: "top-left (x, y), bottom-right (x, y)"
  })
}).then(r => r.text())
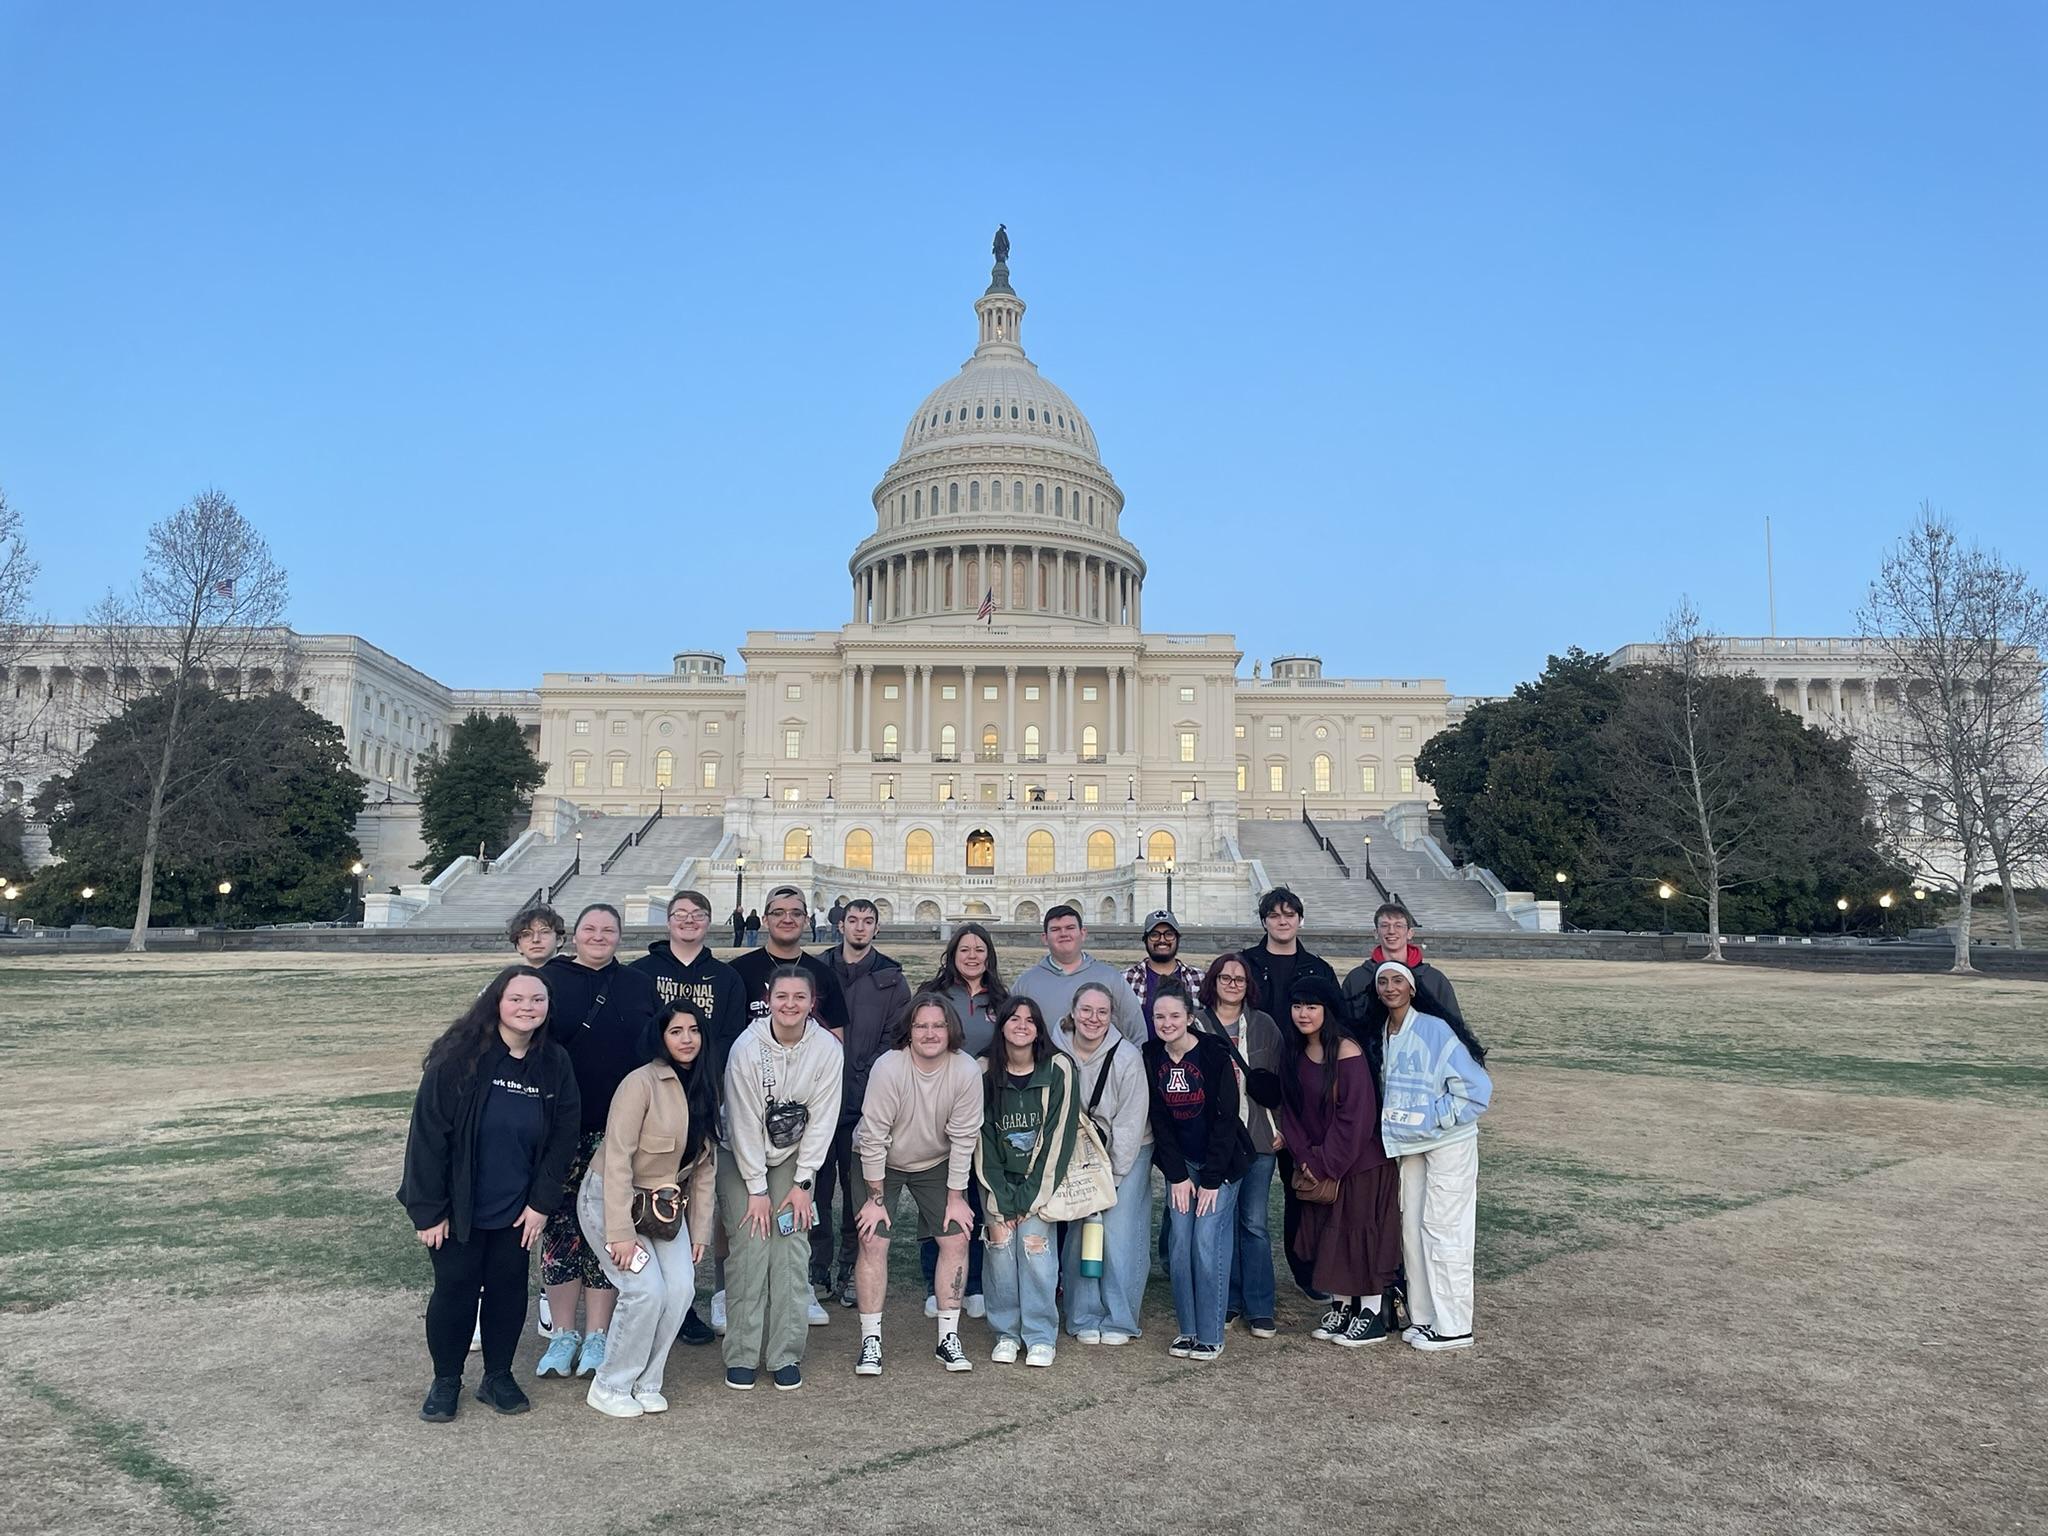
top-left (1123, 910), bottom-right (1204, 1040)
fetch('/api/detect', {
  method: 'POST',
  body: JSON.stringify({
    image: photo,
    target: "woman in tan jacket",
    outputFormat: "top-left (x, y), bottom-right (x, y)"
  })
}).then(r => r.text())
top-left (574, 999), bottom-right (718, 1417)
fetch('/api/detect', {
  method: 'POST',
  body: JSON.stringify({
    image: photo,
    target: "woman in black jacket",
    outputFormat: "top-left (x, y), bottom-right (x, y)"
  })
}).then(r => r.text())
top-left (1142, 986), bottom-right (1252, 1363)
top-left (399, 964), bottom-right (580, 1423)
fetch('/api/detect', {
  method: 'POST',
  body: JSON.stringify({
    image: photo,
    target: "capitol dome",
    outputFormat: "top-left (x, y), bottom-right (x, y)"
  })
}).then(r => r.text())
top-left (849, 237), bottom-right (1145, 631)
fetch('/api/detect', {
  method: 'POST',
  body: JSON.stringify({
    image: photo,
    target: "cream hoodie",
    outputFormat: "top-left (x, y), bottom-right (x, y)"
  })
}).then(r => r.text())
top-left (723, 1016), bottom-right (844, 1195)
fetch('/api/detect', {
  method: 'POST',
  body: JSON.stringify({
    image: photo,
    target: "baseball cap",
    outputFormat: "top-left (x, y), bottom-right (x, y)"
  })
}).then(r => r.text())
top-left (1142, 909), bottom-right (1181, 935)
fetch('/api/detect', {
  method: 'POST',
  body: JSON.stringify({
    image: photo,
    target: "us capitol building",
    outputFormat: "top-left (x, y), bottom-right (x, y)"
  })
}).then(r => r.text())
top-left (6, 238), bottom-right (1911, 931)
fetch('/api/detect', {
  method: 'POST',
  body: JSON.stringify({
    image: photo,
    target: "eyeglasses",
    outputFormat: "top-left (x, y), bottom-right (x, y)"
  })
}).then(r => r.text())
top-left (1217, 973), bottom-right (1247, 985)
top-left (765, 907), bottom-right (805, 920)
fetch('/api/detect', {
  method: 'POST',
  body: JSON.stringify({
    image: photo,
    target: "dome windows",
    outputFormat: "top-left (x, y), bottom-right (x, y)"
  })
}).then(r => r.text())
top-left (1027, 407), bottom-right (1035, 421)
top-left (975, 404), bottom-right (985, 420)
top-left (1010, 404), bottom-right (1019, 419)
top-left (944, 409), bottom-right (953, 423)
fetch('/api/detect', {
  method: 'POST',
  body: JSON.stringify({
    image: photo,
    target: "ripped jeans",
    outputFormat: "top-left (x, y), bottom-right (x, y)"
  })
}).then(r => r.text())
top-left (982, 1213), bottom-right (1059, 1349)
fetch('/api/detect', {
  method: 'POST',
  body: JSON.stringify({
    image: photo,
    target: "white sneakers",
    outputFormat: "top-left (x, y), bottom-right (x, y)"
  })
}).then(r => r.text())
top-left (989, 1337), bottom-right (1021, 1365)
top-left (807, 1297), bottom-right (831, 1326)
top-left (1072, 1328), bottom-right (1102, 1345)
top-left (964, 1294), bottom-right (987, 1319)
top-left (585, 1382), bottom-right (642, 1418)
top-left (710, 1290), bottom-right (727, 1334)
top-left (633, 1389), bottom-right (669, 1413)
top-left (536, 1291), bottom-right (554, 1338)
top-left (1024, 1343), bottom-right (1055, 1368)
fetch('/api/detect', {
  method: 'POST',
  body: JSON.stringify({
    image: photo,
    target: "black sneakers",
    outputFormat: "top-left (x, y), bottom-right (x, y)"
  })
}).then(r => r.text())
top-left (419, 1376), bottom-right (461, 1423)
top-left (1247, 1317), bottom-right (1277, 1338)
top-left (856, 1334), bottom-right (884, 1377)
top-left (772, 1363), bottom-right (804, 1391)
top-left (677, 1306), bottom-right (715, 1347)
top-left (935, 1332), bottom-right (973, 1373)
top-left (1168, 1335), bottom-right (1196, 1358)
top-left (1311, 1304), bottom-right (1353, 1341)
top-left (1335, 1308), bottom-right (1390, 1349)
top-left (474, 1370), bottom-right (531, 1414)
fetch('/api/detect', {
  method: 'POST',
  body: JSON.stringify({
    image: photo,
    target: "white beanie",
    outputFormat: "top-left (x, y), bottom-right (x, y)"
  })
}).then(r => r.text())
top-left (1374, 959), bottom-right (1417, 989)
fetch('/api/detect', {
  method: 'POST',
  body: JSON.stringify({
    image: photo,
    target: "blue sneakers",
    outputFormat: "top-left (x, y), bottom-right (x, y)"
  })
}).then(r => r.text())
top-left (724, 1366), bottom-right (757, 1391)
top-left (574, 1330), bottom-right (606, 1378)
top-left (535, 1329), bottom-right (581, 1378)
top-left (772, 1363), bottom-right (803, 1391)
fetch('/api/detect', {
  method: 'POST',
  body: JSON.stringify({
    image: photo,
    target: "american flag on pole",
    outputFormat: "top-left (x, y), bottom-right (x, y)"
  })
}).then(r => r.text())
top-left (977, 587), bottom-right (995, 626)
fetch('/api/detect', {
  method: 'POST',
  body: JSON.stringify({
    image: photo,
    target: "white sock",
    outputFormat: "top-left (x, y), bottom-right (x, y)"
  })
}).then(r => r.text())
top-left (1360, 1294), bottom-right (1381, 1313)
top-left (860, 1312), bottom-right (882, 1338)
top-left (936, 1308), bottom-right (961, 1337)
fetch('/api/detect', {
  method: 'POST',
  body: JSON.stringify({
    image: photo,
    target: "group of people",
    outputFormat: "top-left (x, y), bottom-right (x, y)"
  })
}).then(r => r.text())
top-left (398, 883), bottom-right (1492, 1423)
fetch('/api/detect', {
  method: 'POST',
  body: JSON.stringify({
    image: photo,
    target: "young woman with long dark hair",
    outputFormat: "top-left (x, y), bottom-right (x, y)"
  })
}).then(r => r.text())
top-left (1276, 974), bottom-right (1401, 1348)
top-left (574, 999), bottom-right (720, 1416)
top-left (400, 965), bottom-right (580, 1423)
top-left (974, 995), bottom-right (1080, 1367)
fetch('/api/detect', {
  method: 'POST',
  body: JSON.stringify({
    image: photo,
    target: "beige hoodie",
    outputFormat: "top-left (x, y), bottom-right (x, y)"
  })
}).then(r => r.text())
top-left (854, 1049), bottom-right (983, 1189)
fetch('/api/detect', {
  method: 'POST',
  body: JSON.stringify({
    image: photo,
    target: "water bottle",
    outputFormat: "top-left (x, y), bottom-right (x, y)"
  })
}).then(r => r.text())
top-left (1079, 1213), bottom-right (1105, 1278)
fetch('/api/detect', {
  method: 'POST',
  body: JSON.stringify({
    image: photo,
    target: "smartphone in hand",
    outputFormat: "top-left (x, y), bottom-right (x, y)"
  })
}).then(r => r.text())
top-left (774, 1206), bottom-right (797, 1238)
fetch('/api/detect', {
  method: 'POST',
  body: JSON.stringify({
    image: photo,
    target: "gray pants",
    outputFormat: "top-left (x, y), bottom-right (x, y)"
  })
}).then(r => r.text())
top-left (577, 1168), bottom-right (696, 1399)
top-left (718, 1153), bottom-right (810, 1372)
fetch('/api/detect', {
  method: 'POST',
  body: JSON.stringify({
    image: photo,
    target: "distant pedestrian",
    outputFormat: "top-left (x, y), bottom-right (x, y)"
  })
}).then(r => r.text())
top-left (730, 907), bottom-right (746, 948)
top-left (828, 897), bottom-right (848, 938)
top-left (744, 909), bottom-right (761, 946)
top-left (401, 965), bottom-right (579, 1424)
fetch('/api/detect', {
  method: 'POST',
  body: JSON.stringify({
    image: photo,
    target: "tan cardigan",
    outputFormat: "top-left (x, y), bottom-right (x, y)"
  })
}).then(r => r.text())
top-left (600, 1060), bottom-right (717, 1246)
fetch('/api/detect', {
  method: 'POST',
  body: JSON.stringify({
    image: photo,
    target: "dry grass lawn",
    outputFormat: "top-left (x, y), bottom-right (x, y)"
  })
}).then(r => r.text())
top-left (1, 948), bottom-right (2043, 1535)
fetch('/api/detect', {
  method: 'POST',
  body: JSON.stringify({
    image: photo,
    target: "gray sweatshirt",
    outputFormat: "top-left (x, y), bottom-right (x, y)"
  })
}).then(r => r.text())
top-left (1011, 952), bottom-right (1145, 1049)
top-left (1066, 1031), bottom-right (1152, 1181)
top-left (723, 1016), bottom-right (844, 1196)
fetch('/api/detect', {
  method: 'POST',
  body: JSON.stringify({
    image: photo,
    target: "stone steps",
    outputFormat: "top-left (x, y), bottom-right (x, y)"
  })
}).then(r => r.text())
top-left (1234, 817), bottom-right (1516, 934)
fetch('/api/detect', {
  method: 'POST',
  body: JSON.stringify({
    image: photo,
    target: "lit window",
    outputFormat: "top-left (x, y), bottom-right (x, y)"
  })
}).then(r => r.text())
top-left (941, 685), bottom-right (957, 700)
top-left (1081, 724), bottom-right (1098, 755)
top-left (1398, 725), bottom-right (1414, 741)
top-left (1314, 725), bottom-right (1328, 740)
top-left (704, 721), bottom-right (719, 735)
top-left (1178, 730), bottom-right (1196, 763)
top-left (574, 720), bottom-right (591, 735)
top-left (1180, 789), bottom-right (1196, 803)
top-left (571, 760), bottom-right (588, 788)
top-left (879, 779), bottom-right (895, 800)
top-left (701, 759), bottom-right (717, 788)
top-left (882, 723), bottom-right (898, 754)
top-left (1024, 724), bottom-right (1041, 755)
top-left (844, 829), bottom-right (874, 869)
top-left (1082, 685), bottom-right (1097, 701)
top-left (940, 723), bottom-right (957, 755)
top-left (611, 720), bottom-right (627, 735)
top-left (1234, 724), bottom-right (1245, 738)
top-left (1399, 764), bottom-right (1415, 793)
top-left (783, 728), bottom-right (801, 759)
top-left (1024, 685), bottom-right (1040, 701)
top-left (1087, 829), bottom-right (1114, 868)
top-left (905, 829), bottom-right (934, 873)
top-left (655, 750), bottom-right (673, 788)
top-left (1147, 830), bottom-right (1175, 862)
top-left (785, 684), bottom-right (803, 700)
top-left (1026, 829), bottom-right (1054, 875)
top-left (1267, 723), bottom-right (1283, 739)
top-left (609, 760), bottom-right (626, 788)
top-left (983, 685), bottom-right (998, 700)
top-left (1268, 764), bottom-right (1285, 793)
top-left (1236, 763), bottom-right (1248, 792)
top-left (1313, 754), bottom-right (1332, 793)
top-left (1361, 763), bottom-right (1377, 793)
top-left (1360, 724), bottom-right (1376, 741)
top-left (1179, 686), bottom-right (1195, 703)
top-left (938, 779), bottom-right (954, 802)
top-left (783, 787), bottom-right (801, 801)
top-left (1083, 784), bottom-right (1100, 805)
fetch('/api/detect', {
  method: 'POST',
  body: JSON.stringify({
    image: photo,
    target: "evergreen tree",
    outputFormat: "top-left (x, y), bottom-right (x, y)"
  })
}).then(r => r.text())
top-left (414, 712), bottom-right (547, 877)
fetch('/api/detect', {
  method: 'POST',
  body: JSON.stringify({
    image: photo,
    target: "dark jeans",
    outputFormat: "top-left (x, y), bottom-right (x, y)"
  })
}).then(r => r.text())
top-left (426, 1224), bottom-right (530, 1377)
top-left (808, 1120), bottom-right (860, 1280)
top-left (1274, 1151), bottom-right (1317, 1292)
top-left (921, 1177), bottom-right (984, 1300)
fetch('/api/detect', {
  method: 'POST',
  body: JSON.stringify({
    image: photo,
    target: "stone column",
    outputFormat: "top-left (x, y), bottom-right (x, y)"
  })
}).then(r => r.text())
top-left (1830, 678), bottom-right (1842, 718)
top-left (1122, 666), bottom-right (1135, 756)
top-left (962, 664), bottom-right (976, 760)
top-left (1031, 547), bottom-right (1041, 612)
top-left (839, 668), bottom-right (853, 752)
top-left (1065, 665), bottom-right (1077, 753)
top-left (1106, 666), bottom-right (1118, 754)
top-left (922, 664), bottom-right (934, 754)
top-left (1005, 665), bottom-right (1018, 760)
top-left (859, 664), bottom-right (873, 755)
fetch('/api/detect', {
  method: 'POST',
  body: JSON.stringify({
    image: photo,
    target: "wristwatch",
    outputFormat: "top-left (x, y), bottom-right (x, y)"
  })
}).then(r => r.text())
top-left (794, 1177), bottom-right (813, 1191)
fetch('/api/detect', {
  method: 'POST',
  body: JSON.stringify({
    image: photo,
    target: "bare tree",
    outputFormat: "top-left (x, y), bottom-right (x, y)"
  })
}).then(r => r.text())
top-left (0, 487), bottom-right (42, 862)
top-left (1856, 506), bottom-right (2048, 970)
top-left (89, 490), bottom-right (290, 950)
top-left (1606, 599), bottom-right (1808, 961)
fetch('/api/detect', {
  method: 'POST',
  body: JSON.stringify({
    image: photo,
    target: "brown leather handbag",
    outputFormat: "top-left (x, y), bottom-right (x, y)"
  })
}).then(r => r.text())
top-left (1290, 1165), bottom-right (1341, 1205)
top-left (629, 1185), bottom-right (686, 1241)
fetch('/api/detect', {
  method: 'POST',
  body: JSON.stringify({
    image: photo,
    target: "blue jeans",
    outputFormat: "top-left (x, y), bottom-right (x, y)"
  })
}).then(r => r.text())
top-left (1165, 1170), bottom-right (1240, 1349)
top-left (1228, 1152), bottom-right (1277, 1321)
top-left (1062, 1143), bottom-right (1153, 1340)
top-left (982, 1213), bottom-right (1059, 1348)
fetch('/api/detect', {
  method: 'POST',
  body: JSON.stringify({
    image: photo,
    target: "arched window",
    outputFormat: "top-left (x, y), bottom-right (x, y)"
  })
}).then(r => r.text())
top-left (1026, 829), bottom-right (1055, 875)
top-left (966, 830), bottom-right (995, 870)
top-left (882, 723), bottom-right (898, 756)
top-left (1034, 483), bottom-right (1045, 514)
top-left (949, 482), bottom-right (960, 514)
top-left (783, 827), bottom-right (813, 860)
top-left (940, 722), bottom-right (957, 758)
top-left (1081, 724), bottom-right (1098, 757)
top-left (1236, 761), bottom-right (1248, 793)
top-left (843, 828), bottom-right (874, 868)
top-left (1086, 830), bottom-right (1115, 870)
top-left (981, 724), bottom-right (999, 759)
top-left (1054, 486), bottom-right (1064, 517)
top-left (905, 828), bottom-right (934, 874)
top-left (970, 481), bottom-right (981, 511)
top-left (1013, 480), bottom-right (1023, 508)
top-left (1147, 830), bottom-right (1176, 863)
top-left (1023, 724), bottom-right (1041, 757)
top-left (1313, 754), bottom-right (1332, 793)
top-left (654, 749), bottom-right (673, 788)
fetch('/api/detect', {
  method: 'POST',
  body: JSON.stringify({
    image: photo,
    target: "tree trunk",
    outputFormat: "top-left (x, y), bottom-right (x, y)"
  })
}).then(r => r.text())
top-left (1704, 883), bottom-right (1724, 961)
top-left (1986, 835), bottom-right (2025, 949)
top-left (126, 688), bottom-right (185, 953)
top-left (1951, 858), bottom-right (1976, 974)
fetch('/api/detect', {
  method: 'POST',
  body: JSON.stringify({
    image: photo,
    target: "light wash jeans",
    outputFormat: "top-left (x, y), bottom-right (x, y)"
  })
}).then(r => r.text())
top-left (982, 1212), bottom-right (1059, 1349)
top-left (1228, 1152), bottom-right (1277, 1321)
top-left (1165, 1166), bottom-right (1240, 1349)
top-left (1062, 1143), bottom-right (1153, 1340)
top-left (576, 1168), bottom-right (696, 1398)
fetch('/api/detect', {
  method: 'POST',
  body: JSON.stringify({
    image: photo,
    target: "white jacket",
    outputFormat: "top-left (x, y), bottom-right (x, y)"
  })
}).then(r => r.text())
top-left (724, 1016), bottom-right (844, 1195)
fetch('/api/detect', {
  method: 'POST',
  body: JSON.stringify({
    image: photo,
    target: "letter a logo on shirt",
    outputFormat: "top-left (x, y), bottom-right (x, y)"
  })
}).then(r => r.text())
top-left (1164, 1065), bottom-right (1190, 1095)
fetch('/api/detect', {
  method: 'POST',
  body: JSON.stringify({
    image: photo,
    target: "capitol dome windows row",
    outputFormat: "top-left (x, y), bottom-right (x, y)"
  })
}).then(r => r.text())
top-left (914, 402), bottom-right (1089, 445)
top-left (886, 478), bottom-right (1114, 530)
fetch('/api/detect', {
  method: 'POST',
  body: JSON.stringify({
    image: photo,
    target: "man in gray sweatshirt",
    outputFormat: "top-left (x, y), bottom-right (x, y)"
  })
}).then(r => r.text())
top-left (1010, 905), bottom-right (1145, 1049)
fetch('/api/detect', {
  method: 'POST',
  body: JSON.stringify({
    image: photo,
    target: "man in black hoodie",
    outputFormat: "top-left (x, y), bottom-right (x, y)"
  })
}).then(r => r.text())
top-left (813, 898), bottom-right (911, 1304)
top-left (1235, 886), bottom-right (1340, 1304)
top-left (630, 887), bottom-right (748, 1347)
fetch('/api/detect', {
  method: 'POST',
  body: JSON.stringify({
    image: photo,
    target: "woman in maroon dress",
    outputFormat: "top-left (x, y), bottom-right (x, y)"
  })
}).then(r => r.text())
top-left (1276, 975), bottom-right (1400, 1348)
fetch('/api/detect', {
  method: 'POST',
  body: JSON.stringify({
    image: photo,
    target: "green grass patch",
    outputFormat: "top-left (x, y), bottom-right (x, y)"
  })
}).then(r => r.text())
top-left (21, 1370), bottom-right (233, 1530)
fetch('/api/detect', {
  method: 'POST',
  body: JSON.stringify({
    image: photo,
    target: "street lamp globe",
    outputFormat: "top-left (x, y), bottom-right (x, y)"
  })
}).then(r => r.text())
top-left (219, 880), bottom-right (233, 896)
top-left (1656, 883), bottom-right (1674, 901)
top-left (81, 886), bottom-right (96, 900)
top-left (1835, 897), bottom-right (1849, 912)
top-left (1555, 871), bottom-right (1568, 885)
top-left (1879, 893), bottom-right (1893, 909)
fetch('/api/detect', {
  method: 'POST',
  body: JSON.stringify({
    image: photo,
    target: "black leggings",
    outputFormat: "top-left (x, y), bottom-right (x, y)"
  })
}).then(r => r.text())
top-left (426, 1225), bottom-right (530, 1377)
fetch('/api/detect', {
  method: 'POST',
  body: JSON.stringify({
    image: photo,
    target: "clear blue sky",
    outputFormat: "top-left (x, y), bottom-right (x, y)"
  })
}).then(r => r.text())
top-left (3, 2), bottom-right (2042, 695)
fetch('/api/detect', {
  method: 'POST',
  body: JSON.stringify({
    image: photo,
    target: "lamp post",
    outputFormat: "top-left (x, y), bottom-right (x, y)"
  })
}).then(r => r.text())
top-left (1656, 882), bottom-right (1674, 935)
top-left (1007, 774), bottom-right (1015, 802)
top-left (384, 774), bottom-right (394, 804)
top-left (734, 854), bottom-right (747, 925)
top-left (1068, 775), bottom-right (1076, 802)
top-left (349, 860), bottom-right (365, 924)
top-left (1836, 896), bottom-right (1850, 935)
top-left (1164, 856), bottom-right (1176, 913)
top-left (573, 830), bottom-right (583, 878)
top-left (825, 774), bottom-right (833, 800)
top-left (1879, 891), bottom-right (1894, 935)
top-left (216, 879), bottom-right (233, 929)
top-left (1554, 869), bottom-right (1568, 927)
top-left (1127, 775), bottom-right (1135, 802)
top-left (1362, 835), bottom-right (1373, 879)
top-left (1192, 777), bottom-right (1201, 802)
